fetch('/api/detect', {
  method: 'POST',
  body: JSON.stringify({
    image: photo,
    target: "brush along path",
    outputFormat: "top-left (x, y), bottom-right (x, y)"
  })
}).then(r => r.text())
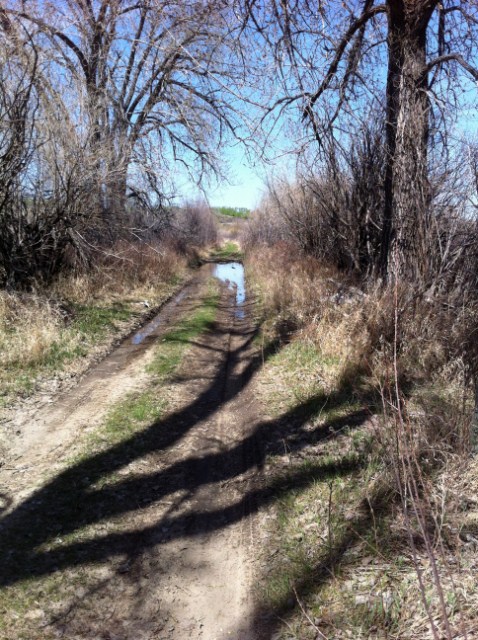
top-left (0, 268), bottom-right (263, 640)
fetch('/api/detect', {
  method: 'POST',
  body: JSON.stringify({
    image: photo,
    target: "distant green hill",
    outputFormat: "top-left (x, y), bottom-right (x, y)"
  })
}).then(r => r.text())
top-left (213, 206), bottom-right (250, 219)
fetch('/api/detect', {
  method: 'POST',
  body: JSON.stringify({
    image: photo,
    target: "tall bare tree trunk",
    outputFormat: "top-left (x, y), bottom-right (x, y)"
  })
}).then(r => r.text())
top-left (473, 381), bottom-right (478, 453)
top-left (380, 1), bottom-right (436, 282)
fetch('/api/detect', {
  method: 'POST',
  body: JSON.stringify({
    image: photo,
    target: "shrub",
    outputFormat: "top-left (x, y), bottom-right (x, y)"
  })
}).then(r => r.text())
top-left (170, 201), bottom-right (218, 250)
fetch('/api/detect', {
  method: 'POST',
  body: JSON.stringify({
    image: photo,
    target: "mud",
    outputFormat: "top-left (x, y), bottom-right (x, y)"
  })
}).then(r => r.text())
top-left (0, 273), bottom-right (207, 494)
top-left (0, 262), bottom-right (266, 640)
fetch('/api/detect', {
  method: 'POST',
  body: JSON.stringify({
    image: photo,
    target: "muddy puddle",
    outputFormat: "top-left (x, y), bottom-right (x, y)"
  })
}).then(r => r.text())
top-left (131, 261), bottom-right (245, 346)
top-left (131, 290), bottom-right (188, 345)
top-left (213, 262), bottom-right (246, 318)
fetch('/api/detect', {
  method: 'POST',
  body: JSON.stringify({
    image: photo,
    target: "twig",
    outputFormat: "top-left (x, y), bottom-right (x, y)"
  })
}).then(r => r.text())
top-left (327, 479), bottom-right (334, 559)
top-left (293, 587), bottom-right (329, 639)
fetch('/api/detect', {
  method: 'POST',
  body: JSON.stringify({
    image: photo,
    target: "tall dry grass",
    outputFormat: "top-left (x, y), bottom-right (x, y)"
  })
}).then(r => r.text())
top-left (0, 292), bottom-right (61, 371)
top-left (247, 244), bottom-right (339, 325)
top-left (0, 195), bottom-right (222, 405)
top-left (0, 240), bottom-right (189, 403)
top-left (247, 243), bottom-right (472, 409)
top-left (52, 240), bottom-right (187, 303)
top-left (246, 242), bottom-right (477, 638)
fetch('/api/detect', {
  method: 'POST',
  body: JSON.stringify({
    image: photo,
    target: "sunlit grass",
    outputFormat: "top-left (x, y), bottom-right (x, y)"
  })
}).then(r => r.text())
top-left (0, 302), bottom-right (134, 406)
top-left (147, 284), bottom-right (219, 379)
top-left (247, 246), bottom-right (474, 640)
top-left (209, 241), bottom-right (243, 261)
top-left (0, 243), bottom-right (189, 406)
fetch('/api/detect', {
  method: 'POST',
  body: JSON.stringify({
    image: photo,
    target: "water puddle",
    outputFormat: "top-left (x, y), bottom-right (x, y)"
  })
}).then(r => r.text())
top-left (131, 261), bottom-right (245, 346)
top-left (131, 290), bottom-right (187, 345)
top-left (213, 262), bottom-right (246, 318)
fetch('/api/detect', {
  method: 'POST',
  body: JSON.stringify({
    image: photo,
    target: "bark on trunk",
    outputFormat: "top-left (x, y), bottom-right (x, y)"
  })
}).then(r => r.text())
top-left (101, 120), bottom-right (132, 233)
top-left (107, 174), bottom-right (128, 213)
top-left (473, 381), bottom-right (478, 453)
top-left (380, 1), bottom-right (436, 282)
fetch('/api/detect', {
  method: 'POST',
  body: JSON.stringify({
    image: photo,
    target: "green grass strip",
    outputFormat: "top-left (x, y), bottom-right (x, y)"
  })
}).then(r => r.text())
top-left (0, 281), bottom-right (221, 634)
top-left (209, 241), bottom-right (243, 261)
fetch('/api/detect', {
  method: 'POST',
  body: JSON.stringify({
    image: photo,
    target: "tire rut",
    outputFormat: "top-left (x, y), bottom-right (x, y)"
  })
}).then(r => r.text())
top-left (0, 272), bottom-right (266, 640)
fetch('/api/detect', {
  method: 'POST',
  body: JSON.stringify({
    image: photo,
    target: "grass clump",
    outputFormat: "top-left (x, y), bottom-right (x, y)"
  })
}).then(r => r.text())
top-left (247, 244), bottom-right (478, 639)
top-left (0, 299), bottom-right (135, 404)
top-left (209, 241), bottom-right (243, 261)
top-left (0, 241), bottom-right (189, 406)
top-left (213, 206), bottom-right (250, 219)
top-left (147, 284), bottom-right (219, 379)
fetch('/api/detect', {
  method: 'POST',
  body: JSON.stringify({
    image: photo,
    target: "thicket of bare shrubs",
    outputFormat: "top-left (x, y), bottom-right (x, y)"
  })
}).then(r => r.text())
top-left (0, 3), bottom-right (231, 290)
top-left (244, 130), bottom-right (478, 636)
top-left (245, 126), bottom-right (478, 396)
top-left (0, 28), bottom-right (217, 286)
top-left (51, 240), bottom-right (189, 303)
top-left (247, 129), bottom-right (385, 277)
top-left (170, 201), bottom-right (218, 251)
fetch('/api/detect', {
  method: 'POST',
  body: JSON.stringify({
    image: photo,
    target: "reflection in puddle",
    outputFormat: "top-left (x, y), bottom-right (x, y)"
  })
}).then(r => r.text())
top-left (213, 262), bottom-right (246, 318)
top-left (131, 261), bottom-right (246, 346)
top-left (131, 290), bottom-right (187, 345)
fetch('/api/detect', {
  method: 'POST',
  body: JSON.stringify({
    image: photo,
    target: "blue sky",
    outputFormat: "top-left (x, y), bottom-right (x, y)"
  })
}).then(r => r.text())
top-left (205, 153), bottom-right (267, 209)
top-left (180, 147), bottom-right (268, 210)
top-left (177, 139), bottom-right (295, 210)
top-left (176, 150), bottom-right (266, 209)
top-left (174, 1), bottom-right (478, 211)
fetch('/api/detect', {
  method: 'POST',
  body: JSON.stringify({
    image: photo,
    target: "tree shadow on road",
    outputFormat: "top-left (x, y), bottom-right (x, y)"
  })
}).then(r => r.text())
top-left (0, 308), bottom-right (376, 639)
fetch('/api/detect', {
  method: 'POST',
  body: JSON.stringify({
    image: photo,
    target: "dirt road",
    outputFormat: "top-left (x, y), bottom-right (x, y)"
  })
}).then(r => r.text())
top-left (0, 265), bottom-right (267, 640)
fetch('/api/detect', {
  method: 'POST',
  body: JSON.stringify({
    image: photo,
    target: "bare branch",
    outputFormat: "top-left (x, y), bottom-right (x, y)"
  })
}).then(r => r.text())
top-left (303, 3), bottom-right (387, 117)
top-left (426, 52), bottom-right (478, 81)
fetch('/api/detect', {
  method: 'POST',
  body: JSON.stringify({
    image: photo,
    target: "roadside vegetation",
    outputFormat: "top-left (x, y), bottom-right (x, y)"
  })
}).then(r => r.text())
top-left (0, 204), bottom-right (219, 408)
top-left (244, 197), bottom-right (478, 637)
top-left (209, 241), bottom-right (243, 262)
top-left (2, 1), bottom-right (478, 638)
top-left (213, 206), bottom-right (250, 219)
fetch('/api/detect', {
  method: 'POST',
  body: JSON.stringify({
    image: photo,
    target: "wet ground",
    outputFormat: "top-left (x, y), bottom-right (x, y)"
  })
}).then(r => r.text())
top-left (0, 261), bottom-right (266, 640)
top-left (213, 262), bottom-right (246, 318)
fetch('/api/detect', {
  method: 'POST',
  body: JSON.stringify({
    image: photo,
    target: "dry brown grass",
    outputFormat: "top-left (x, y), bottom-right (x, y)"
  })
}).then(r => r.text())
top-left (0, 241), bottom-right (189, 405)
top-left (247, 244), bottom-right (338, 326)
top-left (0, 292), bottom-right (60, 370)
top-left (246, 244), bottom-right (478, 639)
top-left (248, 245), bottom-right (473, 397)
top-left (52, 240), bottom-right (187, 303)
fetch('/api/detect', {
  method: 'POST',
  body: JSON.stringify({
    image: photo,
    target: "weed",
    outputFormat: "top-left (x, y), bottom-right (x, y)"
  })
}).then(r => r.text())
top-left (213, 206), bottom-right (249, 219)
top-left (0, 241), bottom-right (190, 405)
top-left (248, 245), bottom-right (477, 640)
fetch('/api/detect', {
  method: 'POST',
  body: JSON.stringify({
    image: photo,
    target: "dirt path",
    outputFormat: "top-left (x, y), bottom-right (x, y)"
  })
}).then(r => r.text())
top-left (0, 273), bottom-right (206, 498)
top-left (128, 295), bottom-right (263, 640)
top-left (0, 265), bottom-right (266, 640)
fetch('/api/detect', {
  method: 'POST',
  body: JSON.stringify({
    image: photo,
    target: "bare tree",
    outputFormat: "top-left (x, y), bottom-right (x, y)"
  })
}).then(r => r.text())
top-left (256, 120), bottom-right (384, 276)
top-left (0, 9), bottom-right (116, 286)
top-left (5, 0), bottom-right (245, 223)
top-left (241, 1), bottom-right (478, 281)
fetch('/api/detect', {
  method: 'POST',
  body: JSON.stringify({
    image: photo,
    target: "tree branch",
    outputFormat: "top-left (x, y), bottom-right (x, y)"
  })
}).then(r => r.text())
top-left (5, 9), bottom-right (89, 79)
top-left (303, 3), bottom-right (387, 118)
top-left (425, 53), bottom-right (478, 81)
